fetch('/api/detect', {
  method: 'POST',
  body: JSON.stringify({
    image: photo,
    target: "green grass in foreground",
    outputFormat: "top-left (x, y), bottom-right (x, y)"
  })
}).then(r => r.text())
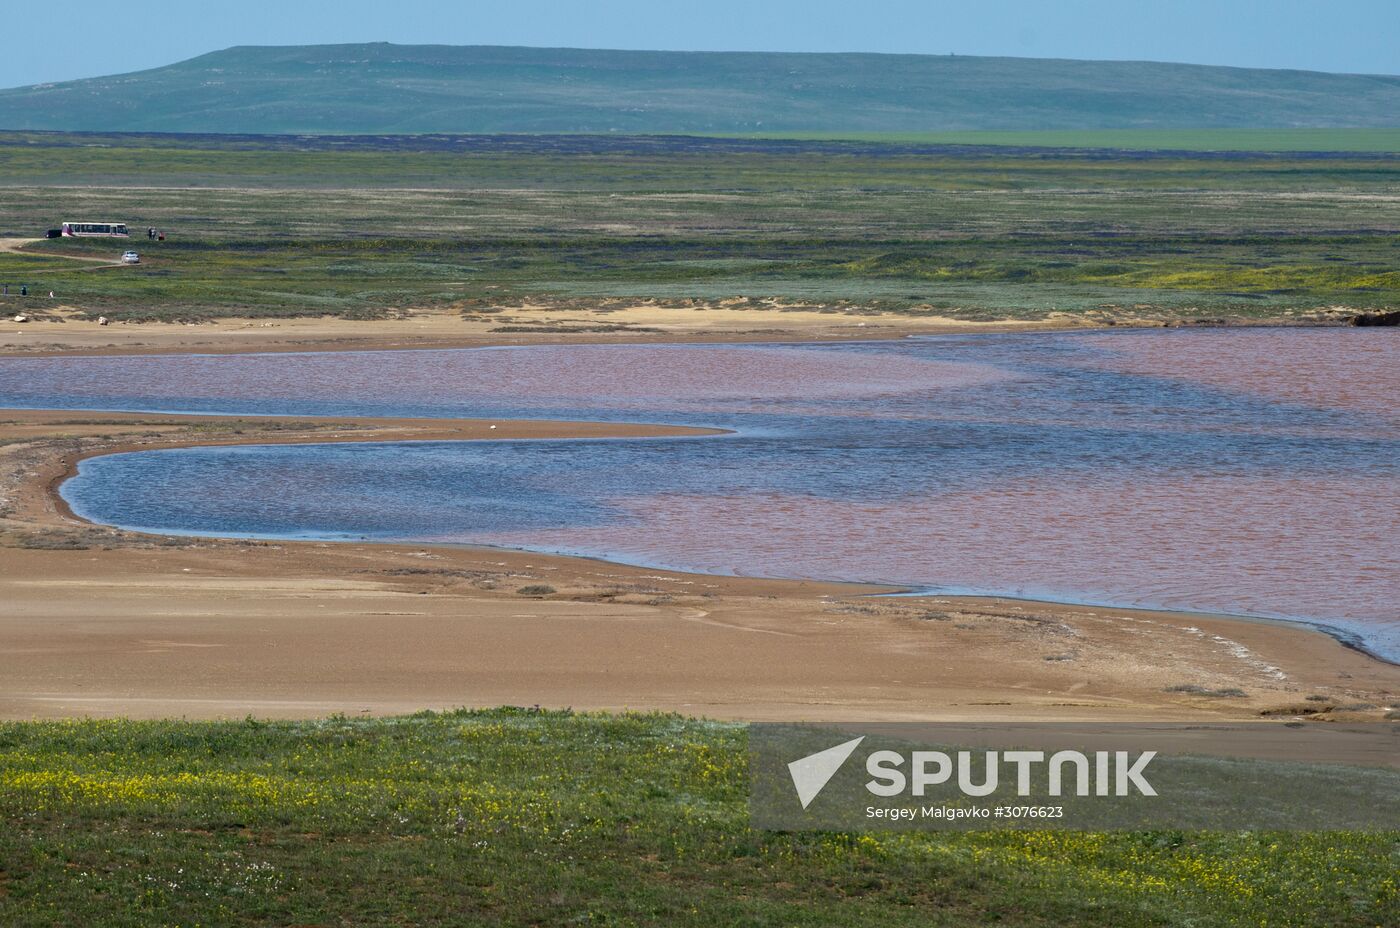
top-left (1, 710), bottom-right (1394, 927)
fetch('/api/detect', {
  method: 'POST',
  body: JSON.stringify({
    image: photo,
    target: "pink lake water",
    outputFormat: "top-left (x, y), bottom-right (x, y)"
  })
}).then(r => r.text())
top-left (5, 327), bottom-right (1394, 659)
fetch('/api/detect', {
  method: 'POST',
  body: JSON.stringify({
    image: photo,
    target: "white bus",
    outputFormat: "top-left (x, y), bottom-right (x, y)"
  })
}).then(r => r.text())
top-left (61, 221), bottom-right (130, 238)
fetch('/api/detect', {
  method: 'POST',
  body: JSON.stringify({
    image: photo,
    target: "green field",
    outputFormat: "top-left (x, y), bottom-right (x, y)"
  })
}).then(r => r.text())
top-left (1, 132), bottom-right (1396, 323)
top-left (741, 128), bottom-right (1400, 153)
top-left (1, 710), bottom-right (1393, 927)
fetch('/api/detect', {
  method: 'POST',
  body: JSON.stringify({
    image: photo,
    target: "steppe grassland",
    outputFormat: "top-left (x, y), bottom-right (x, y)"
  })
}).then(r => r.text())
top-left (2, 711), bottom-right (1395, 927)
top-left (0, 133), bottom-right (1396, 322)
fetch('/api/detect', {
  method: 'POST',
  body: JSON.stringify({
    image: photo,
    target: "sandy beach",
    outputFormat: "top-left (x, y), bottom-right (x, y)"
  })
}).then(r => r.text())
top-left (1, 398), bottom-right (1394, 723)
top-left (0, 303), bottom-right (1104, 358)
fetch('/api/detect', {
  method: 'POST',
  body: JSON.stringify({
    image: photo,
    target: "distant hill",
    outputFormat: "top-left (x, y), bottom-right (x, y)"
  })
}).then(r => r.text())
top-left (2, 44), bottom-right (1399, 135)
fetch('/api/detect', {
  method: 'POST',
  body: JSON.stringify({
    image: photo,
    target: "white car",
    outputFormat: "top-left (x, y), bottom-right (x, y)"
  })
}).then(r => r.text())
top-left (121, 251), bottom-right (141, 264)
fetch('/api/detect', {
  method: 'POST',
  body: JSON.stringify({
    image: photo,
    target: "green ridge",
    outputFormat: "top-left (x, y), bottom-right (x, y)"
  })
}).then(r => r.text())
top-left (3, 44), bottom-right (1399, 134)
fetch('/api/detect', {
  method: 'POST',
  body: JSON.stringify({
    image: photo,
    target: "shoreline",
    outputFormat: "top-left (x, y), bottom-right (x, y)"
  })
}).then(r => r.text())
top-left (41, 404), bottom-right (1396, 668)
top-left (35, 393), bottom-right (1399, 671)
top-left (0, 306), bottom-right (1085, 359)
top-left (58, 466), bottom-right (1400, 669)
top-left (2, 406), bottom-right (1396, 722)
top-left (880, 588), bottom-right (1399, 669)
top-left (0, 302), bottom-right (1367, 360)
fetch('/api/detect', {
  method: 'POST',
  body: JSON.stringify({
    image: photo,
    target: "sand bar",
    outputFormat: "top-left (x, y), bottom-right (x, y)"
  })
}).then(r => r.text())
top-left (0, 303), bottom-right (1117, 358)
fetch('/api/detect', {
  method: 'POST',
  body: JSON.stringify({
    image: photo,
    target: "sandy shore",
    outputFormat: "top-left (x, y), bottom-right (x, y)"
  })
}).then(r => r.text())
top-left (0, 304), bottom-right (1096, 358)
top-left (1, 408), bottom-right (1395, 722)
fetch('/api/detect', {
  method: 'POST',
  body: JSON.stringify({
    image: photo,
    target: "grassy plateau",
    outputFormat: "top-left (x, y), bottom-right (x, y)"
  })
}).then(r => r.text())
top-left (1, 131), bottom-right (1397, 324)
top-left (4, 44), bottom-right (1399, 135)
top-left (1, 710), bottom-right (1394, 927)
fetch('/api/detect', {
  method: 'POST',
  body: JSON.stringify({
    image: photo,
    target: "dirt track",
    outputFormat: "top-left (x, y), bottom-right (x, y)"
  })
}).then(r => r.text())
top-left (0, 236), bottom-right (132, 274)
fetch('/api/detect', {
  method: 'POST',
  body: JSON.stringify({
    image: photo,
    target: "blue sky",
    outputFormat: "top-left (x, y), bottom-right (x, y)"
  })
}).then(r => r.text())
top-left (5, 0), bottom-right (1397, 89)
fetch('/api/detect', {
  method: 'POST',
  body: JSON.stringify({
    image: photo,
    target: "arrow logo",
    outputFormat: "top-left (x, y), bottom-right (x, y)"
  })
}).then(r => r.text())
top-left (787, 736), bottom-right (865, 809)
